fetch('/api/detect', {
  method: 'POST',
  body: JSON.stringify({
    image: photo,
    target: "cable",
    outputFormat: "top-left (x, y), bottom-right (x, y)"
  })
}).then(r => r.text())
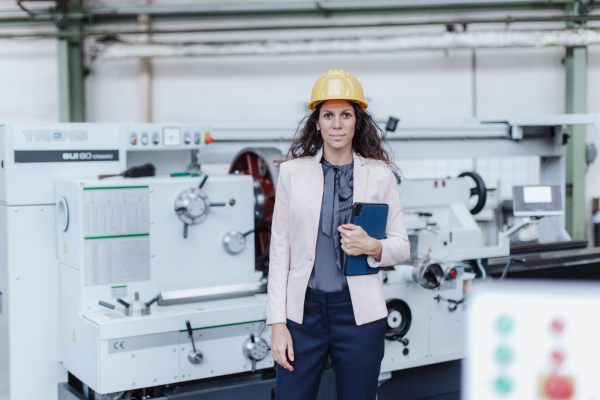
top-left (476, 259), bottom-right (487, 280)
top-left (499, 257), bottom-right (526, 280)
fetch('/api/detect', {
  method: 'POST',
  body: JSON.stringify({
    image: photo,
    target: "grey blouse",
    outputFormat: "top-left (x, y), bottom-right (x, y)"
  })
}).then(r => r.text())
top-left (307, 158), bottom-right (354, 292)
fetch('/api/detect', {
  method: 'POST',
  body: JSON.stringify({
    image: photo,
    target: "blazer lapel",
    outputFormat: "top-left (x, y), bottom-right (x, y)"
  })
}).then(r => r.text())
top-left (308, 148), bottom-right (325, 244)
top-left (353, 151), bottom-right (369, 203)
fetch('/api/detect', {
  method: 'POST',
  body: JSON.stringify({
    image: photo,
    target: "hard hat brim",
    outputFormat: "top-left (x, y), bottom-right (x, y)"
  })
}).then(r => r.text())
top-left (308, 98), bottom-right (368, 111)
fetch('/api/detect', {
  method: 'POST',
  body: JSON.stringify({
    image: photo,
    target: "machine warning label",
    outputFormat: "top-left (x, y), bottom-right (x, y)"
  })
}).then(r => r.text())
top-left (14, 150), bottom-right (119, 163)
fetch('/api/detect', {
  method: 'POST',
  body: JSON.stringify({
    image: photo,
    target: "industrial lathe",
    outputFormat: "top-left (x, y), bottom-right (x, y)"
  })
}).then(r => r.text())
top-left (1, 115), bottom-right (598, 400)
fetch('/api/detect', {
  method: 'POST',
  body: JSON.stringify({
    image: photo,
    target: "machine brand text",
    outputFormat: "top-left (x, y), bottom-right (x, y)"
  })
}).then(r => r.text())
top-left (22, 129), bottom-right (88, 142)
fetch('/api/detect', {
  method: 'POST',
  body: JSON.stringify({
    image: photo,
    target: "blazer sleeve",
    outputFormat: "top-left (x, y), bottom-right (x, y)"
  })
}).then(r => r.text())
top-left (266, 163), bottom-right (291, 325)
top-left (367, 169), bottom-right (411, 268)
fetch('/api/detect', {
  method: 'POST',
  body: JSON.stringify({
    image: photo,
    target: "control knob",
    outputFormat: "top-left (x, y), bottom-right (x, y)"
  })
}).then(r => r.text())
top-left (174, 175), bottom-right (226, 238)
top-left (243, 323), bottom-right (270, 372)
top-left (243, 334), bottom-right (269, 372)
top-left (223, 229), bottom-right (254, 255)
top-left (175, 188), bottom-right (209, 224)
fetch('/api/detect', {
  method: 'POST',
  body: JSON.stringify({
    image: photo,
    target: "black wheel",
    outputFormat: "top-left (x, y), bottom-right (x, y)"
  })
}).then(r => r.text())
top-left (385, 299), bottom-right (412, 340)
top-left (458, 171), bottom-right (487, 215)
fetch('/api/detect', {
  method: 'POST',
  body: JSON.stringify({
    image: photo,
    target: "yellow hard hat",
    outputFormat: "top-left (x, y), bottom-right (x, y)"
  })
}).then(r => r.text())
top-left (308, 69), bottom-right (368, 111)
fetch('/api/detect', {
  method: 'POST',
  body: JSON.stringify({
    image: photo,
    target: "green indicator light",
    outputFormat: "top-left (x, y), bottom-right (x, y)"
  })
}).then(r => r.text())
top-left (496, 315), bottom-right (514, 333)
top-left (195, 138), bottom-right (200, 144)
top-left (495, 347), bottom-right (513, 363)
top-left (495, 377), bottom-right (513, 394)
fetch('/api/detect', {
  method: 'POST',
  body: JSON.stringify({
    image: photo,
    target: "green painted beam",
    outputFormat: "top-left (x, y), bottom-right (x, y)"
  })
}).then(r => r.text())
top-left (0, 1), bottom-right (578, 26)
top-left (83, 1), bottom-right (578, 25)
top-left (565, 2), bottom-right (587, 240)
top-left (57, 0), bottom-right (85, 122)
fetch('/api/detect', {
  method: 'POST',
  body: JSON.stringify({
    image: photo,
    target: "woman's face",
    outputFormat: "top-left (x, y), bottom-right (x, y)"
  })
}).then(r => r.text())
top-left (316, 99), bottom-right (356, 153)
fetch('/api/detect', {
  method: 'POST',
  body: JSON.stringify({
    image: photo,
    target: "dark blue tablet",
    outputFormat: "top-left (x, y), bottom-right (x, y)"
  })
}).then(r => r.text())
top-left (344, 203), bottom-right (389, 276)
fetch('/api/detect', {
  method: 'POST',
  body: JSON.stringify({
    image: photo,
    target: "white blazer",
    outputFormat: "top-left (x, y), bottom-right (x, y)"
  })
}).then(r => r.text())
top-left (266, 148), bottom-right (411, 326)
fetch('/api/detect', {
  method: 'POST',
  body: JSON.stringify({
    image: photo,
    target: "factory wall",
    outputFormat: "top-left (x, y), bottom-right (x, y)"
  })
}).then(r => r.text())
top-left (1, 40), bottom-right (599, 239)
top-left (0, 39), bottom-right (58, 123)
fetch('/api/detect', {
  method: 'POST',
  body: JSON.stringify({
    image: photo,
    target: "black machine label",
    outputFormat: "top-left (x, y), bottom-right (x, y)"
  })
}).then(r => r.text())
top-left (14, 150), bottom-right (119, 163)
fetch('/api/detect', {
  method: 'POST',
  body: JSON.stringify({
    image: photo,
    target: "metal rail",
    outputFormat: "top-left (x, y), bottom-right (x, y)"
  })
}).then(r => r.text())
top-left (4, 12), bottom-right (600, 39)
top-left (0, 0), bottom-right (583, 29)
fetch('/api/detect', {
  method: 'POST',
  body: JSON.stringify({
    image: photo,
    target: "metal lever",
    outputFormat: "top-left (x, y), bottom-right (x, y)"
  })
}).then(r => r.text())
top-left (242, 229), bottom-right (254, 237)
top-left (185, 320), bottom-right (203, 364)
top-left (209, 202), bottom-right (226, 207)
top-left (199, 175), bottom-right (208, 189)
top-left (397, 338), bottom-right (409, 346)
top-left (434, 295), bottom-right (465, 312)
top-left (99, 301), bottom-right (115, 310)
top-left (183, 223), bottom-right (188, 239)
top-left (116, 298), bottom-right (130, 308)
top-left (250, 334), bottom-right (257, 371)
top-left (145, 295), bottom-right (160, 308)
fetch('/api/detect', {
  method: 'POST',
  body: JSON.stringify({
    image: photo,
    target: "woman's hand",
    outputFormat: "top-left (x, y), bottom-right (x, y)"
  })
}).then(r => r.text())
top-left (270, 323), bottom-right (294, 371)
top-left (338, 223), bottom-right (383, 260)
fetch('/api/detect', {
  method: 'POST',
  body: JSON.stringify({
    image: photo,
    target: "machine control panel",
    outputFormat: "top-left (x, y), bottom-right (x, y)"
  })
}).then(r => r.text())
top-left (512, 185), bottom-right (563, 217)
top-left (127, 125), bottom-right (211, 151)
top-left (465, 282), bottom-right (600, 400)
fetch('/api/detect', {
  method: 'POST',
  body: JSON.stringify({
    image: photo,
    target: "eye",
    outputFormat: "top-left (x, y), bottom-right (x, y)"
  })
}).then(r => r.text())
top-left (343, 112), bottom-right (352, 118)
top-left (323, 112), bottom-right (332, 118)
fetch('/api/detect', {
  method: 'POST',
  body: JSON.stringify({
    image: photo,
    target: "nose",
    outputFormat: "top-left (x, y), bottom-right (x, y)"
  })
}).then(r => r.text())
top-left (333, 115), bottom-right (342, 129)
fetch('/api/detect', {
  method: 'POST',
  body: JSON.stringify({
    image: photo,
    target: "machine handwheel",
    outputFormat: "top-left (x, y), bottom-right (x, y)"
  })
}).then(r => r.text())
top-left (385, 299), bottom-right (412, 340)
top-left (229, 147), bottom-right (285, 271)
top-left (458, 171), bottom-right (487, 215)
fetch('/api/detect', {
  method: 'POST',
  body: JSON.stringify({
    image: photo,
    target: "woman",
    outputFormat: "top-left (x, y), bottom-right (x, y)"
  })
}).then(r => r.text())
top-left (266, 69), bottom-right (411, 400)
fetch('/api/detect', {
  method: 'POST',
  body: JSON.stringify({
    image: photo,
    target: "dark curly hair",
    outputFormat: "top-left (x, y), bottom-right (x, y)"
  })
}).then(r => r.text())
top-left (288, 101), bottom-right (398, 171)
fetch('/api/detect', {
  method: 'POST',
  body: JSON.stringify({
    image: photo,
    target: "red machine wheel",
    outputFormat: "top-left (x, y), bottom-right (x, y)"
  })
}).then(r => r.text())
top-left (229, 147), bottom-right (285, 272)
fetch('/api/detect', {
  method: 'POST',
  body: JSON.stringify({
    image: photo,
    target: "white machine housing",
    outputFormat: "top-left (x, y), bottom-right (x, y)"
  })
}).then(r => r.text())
top-left (55, 175), bottom-right (273, 394)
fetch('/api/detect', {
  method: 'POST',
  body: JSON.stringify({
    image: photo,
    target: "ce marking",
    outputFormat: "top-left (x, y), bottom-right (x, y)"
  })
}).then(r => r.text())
top-left (113, 341), bottom-right (125, 350)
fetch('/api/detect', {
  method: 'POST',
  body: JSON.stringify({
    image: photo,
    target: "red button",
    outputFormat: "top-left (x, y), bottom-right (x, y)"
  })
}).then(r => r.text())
top-left (545, 375), bottom-right (574, 400)
top-left (551, 349), bottom-right (565, 366)
top-left (448, 268), bottom-right (457, 278)
top-left (205, 136), bottom-right (215, 144)
top-left (131, 137), bottom-right (137, 145)
top-left (550, 318), bottom-right (565, 335)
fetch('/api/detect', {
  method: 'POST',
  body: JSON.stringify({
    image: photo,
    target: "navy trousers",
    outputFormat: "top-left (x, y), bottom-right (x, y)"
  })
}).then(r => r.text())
top-left (275, 288), bottom-right (386, 400)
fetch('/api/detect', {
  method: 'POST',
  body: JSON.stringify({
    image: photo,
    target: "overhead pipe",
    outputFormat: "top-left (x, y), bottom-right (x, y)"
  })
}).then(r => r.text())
top-left (98, 29), bottom-right (600, 60)
top-left (0, 0), bottom-right (574, 25)
top-left (3, 13), bottom-right (600, 39)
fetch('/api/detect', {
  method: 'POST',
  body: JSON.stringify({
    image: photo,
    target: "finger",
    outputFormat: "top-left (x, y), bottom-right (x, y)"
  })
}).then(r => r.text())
top-left (338, 227), bottom-right (350, 237)
top-left (280, 358), bottom-right (293, 371)
top-left (338, 224), bottom-right (353, 232)
top-left (278, 350), bottom-right (288, 367)
top-left (342, 245), bottom-right (358, 256)
top-left (341, 244), bottom-right (350, 255)
top-left (288, 340), bottom-right (295, 362)
top-left (343, 223), bottom-right (358, 230)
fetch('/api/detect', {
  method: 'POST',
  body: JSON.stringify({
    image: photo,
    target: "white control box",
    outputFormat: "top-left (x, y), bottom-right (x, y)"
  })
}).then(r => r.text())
top-left (464, 281), bottom-right (600, 400)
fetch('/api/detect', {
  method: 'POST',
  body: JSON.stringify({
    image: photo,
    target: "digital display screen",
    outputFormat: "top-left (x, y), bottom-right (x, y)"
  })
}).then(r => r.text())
top-left (523, 186), bottom-right (552, 203)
